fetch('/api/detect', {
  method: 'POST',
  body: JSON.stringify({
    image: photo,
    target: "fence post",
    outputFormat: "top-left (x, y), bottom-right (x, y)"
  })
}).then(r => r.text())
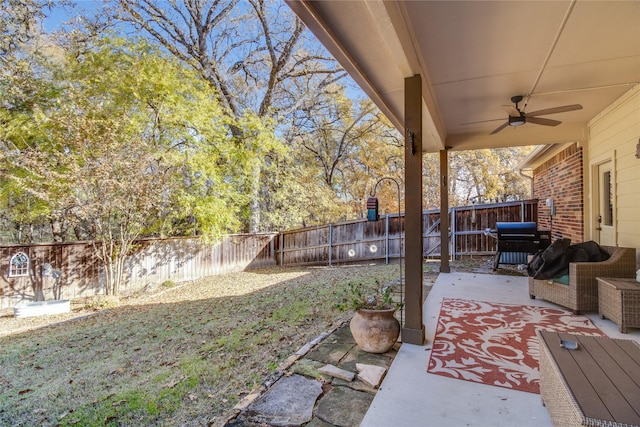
top-left (280, 233), bottom-right (284, 266)
top-left (451, 207), bottom-right (457, 260)
top-left (385, 215), bottom-right (390, 265)
top-left (329, 223), bottom-right (333, 267)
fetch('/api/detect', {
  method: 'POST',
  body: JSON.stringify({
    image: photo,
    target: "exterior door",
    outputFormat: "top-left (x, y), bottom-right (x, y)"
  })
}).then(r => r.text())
top-left (596, 161), bottom-right (615, 245)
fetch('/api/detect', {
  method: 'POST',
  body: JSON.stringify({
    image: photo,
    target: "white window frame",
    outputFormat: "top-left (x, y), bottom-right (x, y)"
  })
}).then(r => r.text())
top-left (9, 252), bottom-right (29, 277)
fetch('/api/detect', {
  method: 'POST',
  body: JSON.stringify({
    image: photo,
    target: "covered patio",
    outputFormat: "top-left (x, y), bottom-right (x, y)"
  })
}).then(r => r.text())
top-left (286, 0), bottom-right (640, 347)
top-left (362, 270), bottom-right (640, 426)
top-left (285, 1), bottom-right (640, 425)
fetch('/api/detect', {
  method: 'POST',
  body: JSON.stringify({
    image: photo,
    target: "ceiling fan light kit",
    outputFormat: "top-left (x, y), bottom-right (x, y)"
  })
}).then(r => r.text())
top-left (508, 116), bottom-right (525, 126)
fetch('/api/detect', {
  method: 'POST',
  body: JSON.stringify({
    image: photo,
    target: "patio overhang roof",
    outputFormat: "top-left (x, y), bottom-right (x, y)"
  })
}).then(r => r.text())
top-left (286, 0), bottom-right (640, 153)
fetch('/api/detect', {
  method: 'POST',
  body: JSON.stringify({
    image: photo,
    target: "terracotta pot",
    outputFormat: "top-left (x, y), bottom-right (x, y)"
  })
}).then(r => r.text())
top-left (350, 308), bottom-right (400, 353)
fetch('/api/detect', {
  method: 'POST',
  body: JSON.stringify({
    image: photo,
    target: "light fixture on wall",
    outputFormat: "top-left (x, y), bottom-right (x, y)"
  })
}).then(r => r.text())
top-left (545, 198), bottom-right (556, 216)
top-left (545, 198), bottom-right (555, 236)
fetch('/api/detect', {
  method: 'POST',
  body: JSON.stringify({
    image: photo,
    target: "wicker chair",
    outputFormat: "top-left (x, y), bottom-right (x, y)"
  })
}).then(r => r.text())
top-left (529, 246), bottom-right (636, 314)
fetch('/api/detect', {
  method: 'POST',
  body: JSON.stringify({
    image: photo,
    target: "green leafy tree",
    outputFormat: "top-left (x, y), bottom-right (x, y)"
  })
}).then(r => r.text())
top-left (1, 37), bottom-right (240, 294)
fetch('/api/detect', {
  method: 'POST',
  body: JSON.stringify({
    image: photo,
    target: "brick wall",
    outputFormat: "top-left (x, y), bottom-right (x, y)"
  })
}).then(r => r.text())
top-left (533, 144), bottom-right (584, 242)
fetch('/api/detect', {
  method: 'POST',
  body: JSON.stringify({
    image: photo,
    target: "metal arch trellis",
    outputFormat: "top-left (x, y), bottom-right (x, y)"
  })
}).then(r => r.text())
top-left (370, 177), bottom-right (404, 330)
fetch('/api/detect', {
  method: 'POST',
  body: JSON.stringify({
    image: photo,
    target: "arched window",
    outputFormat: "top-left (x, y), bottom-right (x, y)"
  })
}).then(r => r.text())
top-left (9, 252), bottom-right (29, 277)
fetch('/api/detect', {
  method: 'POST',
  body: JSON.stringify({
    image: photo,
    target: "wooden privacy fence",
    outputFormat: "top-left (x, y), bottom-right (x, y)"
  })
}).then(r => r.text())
top-left (1, 200), bottom-right (539, 309)
top-left (276, 199), bottom-right (539, 266)
top-left (0, 234), bottom-right (277, 309)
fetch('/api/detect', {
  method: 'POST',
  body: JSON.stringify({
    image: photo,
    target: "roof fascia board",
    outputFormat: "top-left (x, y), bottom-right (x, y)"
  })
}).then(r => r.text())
top-left (285, 0), bottom-right (403, 131)
top-left (287, 0), bottom-right (447, 152)
top-left (384, 1), bottom-right (447, 151)
top-left (445, 122), bottom-right (587, 153)
top-left (517, 142), bottom-right (576, 170)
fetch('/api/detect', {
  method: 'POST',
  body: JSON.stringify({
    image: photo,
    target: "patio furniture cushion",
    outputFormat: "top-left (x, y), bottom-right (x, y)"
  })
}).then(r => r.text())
top-left (553, 275), bottom-right (570, 285)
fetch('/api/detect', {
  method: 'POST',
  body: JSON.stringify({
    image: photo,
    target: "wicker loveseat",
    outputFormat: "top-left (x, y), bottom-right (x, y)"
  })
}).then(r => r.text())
top-left (529, 245), bottom-right (636, 314)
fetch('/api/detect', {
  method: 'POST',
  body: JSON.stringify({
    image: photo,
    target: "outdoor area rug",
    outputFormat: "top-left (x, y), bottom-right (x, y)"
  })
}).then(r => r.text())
top-left (427, 298), bottom-right (604, 393)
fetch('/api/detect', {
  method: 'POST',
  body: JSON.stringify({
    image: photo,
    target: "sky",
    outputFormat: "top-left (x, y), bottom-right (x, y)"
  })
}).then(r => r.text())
top-left (44, 1), bottom-right (105, 32)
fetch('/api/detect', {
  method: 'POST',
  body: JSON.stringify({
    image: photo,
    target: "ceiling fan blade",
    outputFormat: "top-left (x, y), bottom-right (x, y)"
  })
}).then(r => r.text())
top-left (502, 105), bottom-right (520, 117)
top-left (460, 118), bottom-right (504, 125)
top-left (527, 116), bottom-right (561, 127)
top-left (526, 104), bottom-right (583, 117)
top-left (490, 122), bottom-right (509, 135)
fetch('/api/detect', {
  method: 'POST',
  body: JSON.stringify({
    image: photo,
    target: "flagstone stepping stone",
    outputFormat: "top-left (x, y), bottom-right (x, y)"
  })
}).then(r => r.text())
top-left (356, 363), bottom-right (387, 388)
top-left (326, 325), bottom-right (356, 344)
top-left (314, 385), bottom-right (374, 426)
top-left (318, 364), bottom-right (355, 381)
top-left (339, 346), bottom-right (393, 371)
top-left (289, 358), bottom-right (328, 379)
top-left (305, 342), bottom-right (355, 365)
top-left (304, 417), bottom-right (335, 427)
top-left (245, 374), bottom-right (322, 426)
top-left (332, 377), bottom-right (377, 394)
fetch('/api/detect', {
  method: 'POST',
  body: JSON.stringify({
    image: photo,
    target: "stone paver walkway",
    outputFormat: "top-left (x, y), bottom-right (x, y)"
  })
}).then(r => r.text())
top-left (222, 322), bottom-right (398, 427)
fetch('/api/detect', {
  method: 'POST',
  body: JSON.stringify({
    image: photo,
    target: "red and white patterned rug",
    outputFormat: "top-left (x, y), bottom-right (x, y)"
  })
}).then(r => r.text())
top-left (427, 298), bottom-right (604, 394)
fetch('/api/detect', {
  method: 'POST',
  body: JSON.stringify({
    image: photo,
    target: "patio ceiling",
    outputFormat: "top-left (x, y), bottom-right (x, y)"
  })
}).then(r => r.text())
top-left (286, 1), bottom-right (640, 153)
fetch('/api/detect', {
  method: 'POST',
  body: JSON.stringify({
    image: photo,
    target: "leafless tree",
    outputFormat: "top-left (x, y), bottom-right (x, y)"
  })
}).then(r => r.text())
top-left (117, 0), bottom-right (346, 232)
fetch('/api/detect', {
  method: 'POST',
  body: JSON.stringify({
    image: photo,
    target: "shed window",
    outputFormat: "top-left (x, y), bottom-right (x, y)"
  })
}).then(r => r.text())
top-left (9, 252), bottom-right (29, 277)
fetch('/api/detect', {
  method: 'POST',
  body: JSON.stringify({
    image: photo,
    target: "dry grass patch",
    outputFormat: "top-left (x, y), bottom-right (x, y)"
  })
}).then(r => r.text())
top-left (0, 264), bottom-right (397, 426)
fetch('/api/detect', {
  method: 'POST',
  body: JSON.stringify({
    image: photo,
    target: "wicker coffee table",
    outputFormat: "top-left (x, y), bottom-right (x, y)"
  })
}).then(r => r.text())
top-left (537, 330), bottom-right (640, 427)
top-left (597, 277), bottom-right (640, 333)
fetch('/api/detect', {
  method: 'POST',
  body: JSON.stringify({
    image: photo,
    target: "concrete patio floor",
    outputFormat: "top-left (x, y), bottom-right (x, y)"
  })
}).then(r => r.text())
top-left (362, 271), bottom-right (640, 427)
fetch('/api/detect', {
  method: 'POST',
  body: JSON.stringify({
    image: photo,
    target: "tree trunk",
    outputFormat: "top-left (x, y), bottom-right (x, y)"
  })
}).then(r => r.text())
top-left (248, 162), bottom-right (262, 233)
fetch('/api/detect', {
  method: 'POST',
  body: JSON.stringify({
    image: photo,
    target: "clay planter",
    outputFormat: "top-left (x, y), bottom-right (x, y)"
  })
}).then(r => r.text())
top-left (350, 308), bottom-right (400, 353)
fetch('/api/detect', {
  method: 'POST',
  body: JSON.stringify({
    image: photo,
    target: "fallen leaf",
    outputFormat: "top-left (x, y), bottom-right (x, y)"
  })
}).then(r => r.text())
top-left (163, 375), bottom-right (186, 389)
top-left (18, 389), bottom-right (32, 395)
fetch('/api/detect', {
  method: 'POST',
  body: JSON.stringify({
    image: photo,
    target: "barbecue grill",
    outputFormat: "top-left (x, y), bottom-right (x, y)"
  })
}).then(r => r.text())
top-left (492, 222), bottom-right (550, 269)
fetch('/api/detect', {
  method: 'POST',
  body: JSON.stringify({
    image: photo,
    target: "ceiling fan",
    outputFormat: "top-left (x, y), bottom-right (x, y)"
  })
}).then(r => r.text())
top-left (489, 95), bottom-right (583, 135)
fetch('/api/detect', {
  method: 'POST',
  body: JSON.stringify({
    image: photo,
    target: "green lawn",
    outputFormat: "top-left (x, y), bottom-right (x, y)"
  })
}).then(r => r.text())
top-left (0, 264), bottom-right (398, 426)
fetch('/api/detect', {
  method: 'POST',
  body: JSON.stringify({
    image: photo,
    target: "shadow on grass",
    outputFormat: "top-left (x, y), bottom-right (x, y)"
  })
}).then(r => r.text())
top-left (0, 263), bottom-right (398, 427)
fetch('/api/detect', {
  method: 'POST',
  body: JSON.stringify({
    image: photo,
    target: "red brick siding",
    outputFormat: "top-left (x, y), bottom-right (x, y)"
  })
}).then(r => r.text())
top-left (533, 144), bottom-right (584, 242)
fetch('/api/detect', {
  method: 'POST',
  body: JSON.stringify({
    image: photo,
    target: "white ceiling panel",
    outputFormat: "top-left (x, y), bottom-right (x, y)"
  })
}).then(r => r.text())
top-left (287, 0), bottom-right (640, 152)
